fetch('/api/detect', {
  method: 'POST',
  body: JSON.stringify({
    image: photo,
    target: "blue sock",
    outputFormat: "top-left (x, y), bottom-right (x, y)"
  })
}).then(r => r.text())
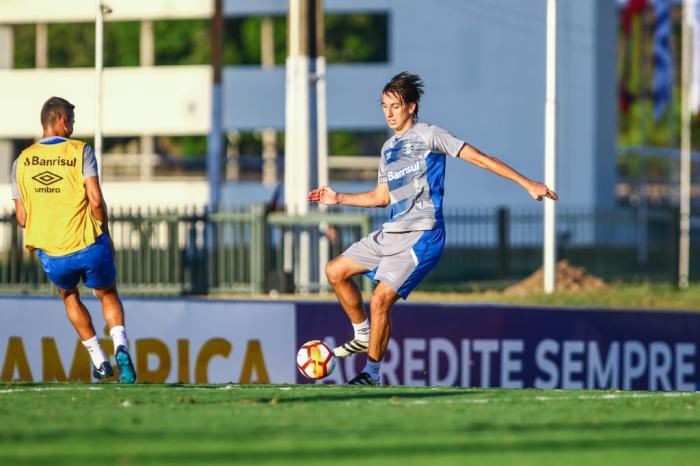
top-left (363, 358), bottom-right (381, 382)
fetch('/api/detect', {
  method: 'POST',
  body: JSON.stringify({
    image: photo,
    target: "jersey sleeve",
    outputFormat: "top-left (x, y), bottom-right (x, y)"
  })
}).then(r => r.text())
top-left (82, 145), bottom-right (99, 179)
top-left (11, 159), bottom-right (20, 200)
top-left (425, 125), bottom-right (465, 158)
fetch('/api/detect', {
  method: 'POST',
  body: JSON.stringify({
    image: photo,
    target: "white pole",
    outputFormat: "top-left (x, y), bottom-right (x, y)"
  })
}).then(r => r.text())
top-left (284, 0), bottom-right (312, 290)
top-left (94, 0), bottom-right (104, 178)
top-left (543, 0), bottom-right (558, 294)
top-left (680, 1), bottom-right (692, 289)
top-left (316, 0), bottom-right (329, 293)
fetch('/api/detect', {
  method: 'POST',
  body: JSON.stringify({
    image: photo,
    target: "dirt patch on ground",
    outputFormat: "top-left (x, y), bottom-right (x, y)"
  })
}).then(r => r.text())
top-left (504, 259), bottom-right (610, 295)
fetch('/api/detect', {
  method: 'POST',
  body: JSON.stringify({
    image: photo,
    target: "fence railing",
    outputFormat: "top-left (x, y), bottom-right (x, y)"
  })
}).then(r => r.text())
top-left (0, 205), bottom-right (372, 295)
top-left (1, 205), bottom-right (697, 295)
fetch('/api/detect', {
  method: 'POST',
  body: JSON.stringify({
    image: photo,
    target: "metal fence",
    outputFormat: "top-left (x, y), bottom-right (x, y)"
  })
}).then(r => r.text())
top-left (1, 205), bottom-right (698, 295)
top-left (0, 205), bottom-right (371, 295)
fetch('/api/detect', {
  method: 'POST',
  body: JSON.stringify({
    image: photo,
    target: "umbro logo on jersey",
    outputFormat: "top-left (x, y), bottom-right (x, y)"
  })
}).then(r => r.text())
top-left (32, 171), bottom-right (63, 193)
top-left (32, 171), bottom-right (63, 186)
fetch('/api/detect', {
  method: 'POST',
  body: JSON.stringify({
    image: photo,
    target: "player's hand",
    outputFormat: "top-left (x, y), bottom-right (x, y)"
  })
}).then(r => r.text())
top-left (307, 186), bottom-right (340, 205)
top-left (525, 181), bottom-right (558, 202)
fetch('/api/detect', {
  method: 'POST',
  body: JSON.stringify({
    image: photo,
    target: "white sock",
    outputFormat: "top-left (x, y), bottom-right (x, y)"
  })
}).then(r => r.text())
top-left (363, 358), bottom-right (381, 382)
top-left (352, 319), bottom-right (370, 342)
top-left (109, 325), bottom-right (129, 352)
top-left (82, 336), bottom-right (108, 368)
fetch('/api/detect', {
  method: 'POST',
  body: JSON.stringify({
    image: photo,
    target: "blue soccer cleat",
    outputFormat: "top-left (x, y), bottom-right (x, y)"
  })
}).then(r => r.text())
top-left (347, 372), bottom-right (379, 386)
top-left (115, 345), bottom-right (136, 384)
top-left (92, 361), bottom-right (114, 380)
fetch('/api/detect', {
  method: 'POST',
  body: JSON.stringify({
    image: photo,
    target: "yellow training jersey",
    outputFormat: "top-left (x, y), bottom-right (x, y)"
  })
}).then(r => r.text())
top-left (16, 138), bottom-right (103, 256)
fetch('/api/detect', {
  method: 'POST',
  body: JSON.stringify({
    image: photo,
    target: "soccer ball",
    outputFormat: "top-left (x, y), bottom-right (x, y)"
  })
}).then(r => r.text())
top-left (296, 340), bottom-right (336, 379)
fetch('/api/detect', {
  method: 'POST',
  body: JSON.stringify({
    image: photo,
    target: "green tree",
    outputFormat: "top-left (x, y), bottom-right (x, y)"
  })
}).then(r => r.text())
top-left (154, 20), bottom-right (210, 65)
top-left (325, 14), bottom-right (388, 63)
top-left (12, 25), bottom-right (35, 69)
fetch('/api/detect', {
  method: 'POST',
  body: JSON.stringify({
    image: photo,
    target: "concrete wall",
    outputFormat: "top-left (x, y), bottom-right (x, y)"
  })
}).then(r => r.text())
top-left (0, 0), bottom-right (617, 211)
top-left (0, 67), bottom-right (211, 138)
top-left (221, 0), bottom-right (617, 210)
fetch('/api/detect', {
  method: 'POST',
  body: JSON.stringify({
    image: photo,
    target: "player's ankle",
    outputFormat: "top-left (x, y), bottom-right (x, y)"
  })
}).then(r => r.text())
top-left (363, 358), bottom-right (381, 382)
top-left (352, 319), bottom-right (370, 342)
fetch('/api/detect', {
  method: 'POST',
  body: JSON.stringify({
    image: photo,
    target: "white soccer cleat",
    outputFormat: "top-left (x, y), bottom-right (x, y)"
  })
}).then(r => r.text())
top-left (333, 338), bottom-right (369, 358)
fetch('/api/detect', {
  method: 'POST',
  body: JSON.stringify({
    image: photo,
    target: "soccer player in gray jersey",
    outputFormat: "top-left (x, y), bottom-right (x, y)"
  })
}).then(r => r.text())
top-left (308, 72), bottom-right (558, 385)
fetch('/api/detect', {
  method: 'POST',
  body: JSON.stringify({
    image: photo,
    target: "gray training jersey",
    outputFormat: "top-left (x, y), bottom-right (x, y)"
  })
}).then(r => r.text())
top-left (378, 122), bottom-right (464, 232)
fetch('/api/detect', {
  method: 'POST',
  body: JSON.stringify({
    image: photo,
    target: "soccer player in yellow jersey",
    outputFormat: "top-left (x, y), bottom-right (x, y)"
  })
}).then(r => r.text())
top-left (11, 97), bottom-right (136, 383)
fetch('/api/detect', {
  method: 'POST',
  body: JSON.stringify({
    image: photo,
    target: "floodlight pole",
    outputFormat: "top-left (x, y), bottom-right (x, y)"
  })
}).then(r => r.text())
top-left (543, 0), bottom-right (558, 294)
top-left (95, 0), bottom-right (104, 178)
top-left (679, 1), bottom-right (692, 289)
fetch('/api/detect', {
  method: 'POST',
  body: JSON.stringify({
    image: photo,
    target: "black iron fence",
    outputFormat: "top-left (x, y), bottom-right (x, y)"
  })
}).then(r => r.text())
top-left (1, 205), bottom-right (697, 295)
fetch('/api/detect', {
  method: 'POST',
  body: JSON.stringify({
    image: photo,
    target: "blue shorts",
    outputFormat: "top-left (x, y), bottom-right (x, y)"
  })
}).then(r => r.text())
top-left (36, 235), bottom-right (117, 290)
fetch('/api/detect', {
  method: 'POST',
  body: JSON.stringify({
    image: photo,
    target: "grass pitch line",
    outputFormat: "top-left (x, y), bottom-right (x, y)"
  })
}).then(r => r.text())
top-left (411, 391), bottom-right (697, 406)
top-left (0, 386), bottom-right (103, 394)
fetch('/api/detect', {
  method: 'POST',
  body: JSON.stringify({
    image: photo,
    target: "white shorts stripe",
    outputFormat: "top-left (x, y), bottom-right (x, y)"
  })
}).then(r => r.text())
top-left (409, 248), bottom-right (419, 266)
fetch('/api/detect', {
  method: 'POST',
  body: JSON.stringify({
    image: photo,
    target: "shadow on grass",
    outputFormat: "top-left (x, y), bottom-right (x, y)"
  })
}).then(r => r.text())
top-left (155, 383), bottom-right (487, 404)
top-left (4, 418), bottom-right (700, 445)
top-left (1, 435), bottom-right (700, 465)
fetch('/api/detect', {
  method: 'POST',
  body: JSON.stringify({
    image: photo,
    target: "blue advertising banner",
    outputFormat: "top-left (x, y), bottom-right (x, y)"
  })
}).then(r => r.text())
top-left (296, 303), bottom-right (700, 391)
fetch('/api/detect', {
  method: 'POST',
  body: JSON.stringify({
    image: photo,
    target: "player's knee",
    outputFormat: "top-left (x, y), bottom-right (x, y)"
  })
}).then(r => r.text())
top-left (57, 287), bottom-right (79, 300)
top-left (93, 283), bottom-right (117, 300)
top-left (325, 259), bottom-right (345, 285)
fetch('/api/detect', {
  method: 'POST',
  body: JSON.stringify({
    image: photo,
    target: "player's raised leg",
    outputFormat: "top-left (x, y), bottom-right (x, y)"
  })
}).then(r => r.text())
top-left (348, 282), bottom-right (400, 385)
top-left (58, 287), bottom-right (113, 379)
top-left (325, 255), bottom-right (372, 358)
top-left (94, 285), bottom-right (136, 383)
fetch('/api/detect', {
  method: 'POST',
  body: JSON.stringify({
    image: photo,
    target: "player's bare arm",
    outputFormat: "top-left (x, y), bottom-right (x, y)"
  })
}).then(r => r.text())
top-left (307, 183), bottom-right (390, 208)
top-left (13, 198), bottom-right (27, 228)
top-left (85, 176), bottom-right (110, 236)
top-left (458, 143), bottom-right (558, 202)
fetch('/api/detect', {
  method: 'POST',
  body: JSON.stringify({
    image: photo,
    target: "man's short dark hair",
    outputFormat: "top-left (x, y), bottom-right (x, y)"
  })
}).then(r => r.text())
top-left (40, 97), bottom-right (75, 128)
top-left (382, 72), bottom-right (425, 120)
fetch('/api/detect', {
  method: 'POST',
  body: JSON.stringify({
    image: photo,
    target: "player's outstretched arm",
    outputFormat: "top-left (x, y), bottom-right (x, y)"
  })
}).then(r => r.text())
top-left (308, 183), bottom-right (390, 208)
top-left (458, 144), bottom-right (558, 202)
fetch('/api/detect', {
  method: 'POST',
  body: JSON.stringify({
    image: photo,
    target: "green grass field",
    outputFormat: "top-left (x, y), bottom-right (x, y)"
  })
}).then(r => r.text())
top-left (1, 384), bottom-right (699, 466)
top-left (230, 282), bottom-right (700, 311)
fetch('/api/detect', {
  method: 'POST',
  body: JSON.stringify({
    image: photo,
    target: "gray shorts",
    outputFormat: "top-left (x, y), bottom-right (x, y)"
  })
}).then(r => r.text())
top-left (342, 227), bottom-right (445, 298)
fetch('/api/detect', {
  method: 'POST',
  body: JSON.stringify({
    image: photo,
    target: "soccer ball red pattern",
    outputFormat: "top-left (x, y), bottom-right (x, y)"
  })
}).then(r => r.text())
top-left (296, 340), bottom-right (336, 379)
